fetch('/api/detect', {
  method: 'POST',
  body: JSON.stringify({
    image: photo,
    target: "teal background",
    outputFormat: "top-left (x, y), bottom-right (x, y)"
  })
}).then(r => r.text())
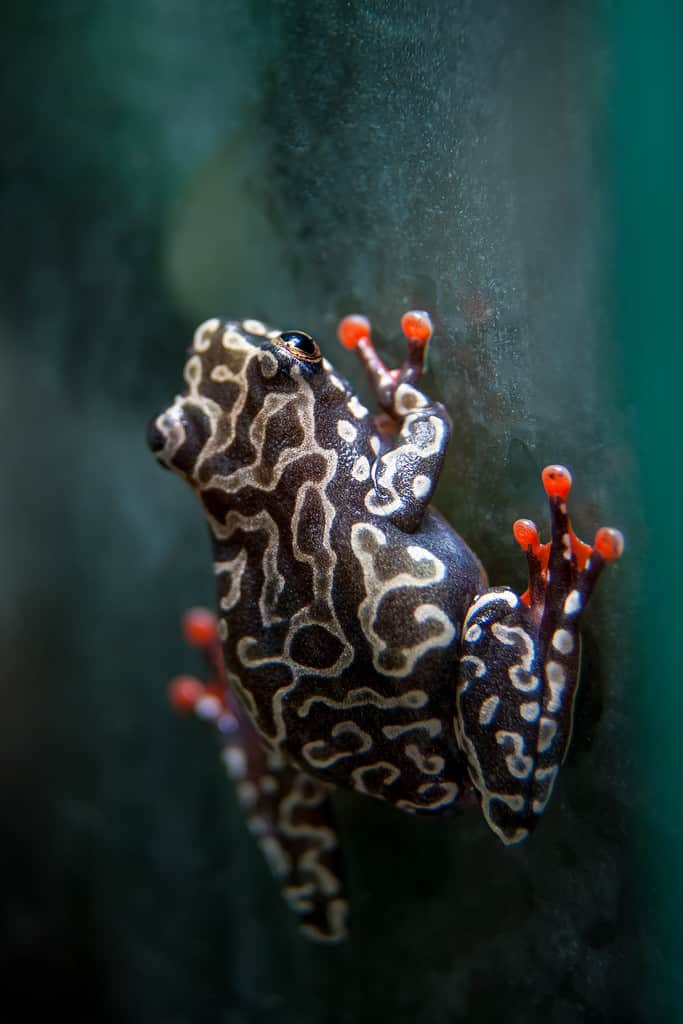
top-left (1, 1), bottom-right (678, 1020)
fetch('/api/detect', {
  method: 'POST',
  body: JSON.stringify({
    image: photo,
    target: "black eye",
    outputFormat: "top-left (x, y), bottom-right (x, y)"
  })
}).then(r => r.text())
top-left (278, 330), bottom-right (321, 362)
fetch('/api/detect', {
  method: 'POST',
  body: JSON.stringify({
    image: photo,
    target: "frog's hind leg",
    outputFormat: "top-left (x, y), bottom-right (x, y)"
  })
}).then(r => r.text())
top-left (168, 609), bottom-right (348, 942)
top-left (455, 466), bottom-right (623, 845)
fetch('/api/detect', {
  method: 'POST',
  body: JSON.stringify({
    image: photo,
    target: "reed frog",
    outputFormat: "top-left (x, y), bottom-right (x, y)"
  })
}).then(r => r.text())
top-left (148, 310), bottom-right (623, 942)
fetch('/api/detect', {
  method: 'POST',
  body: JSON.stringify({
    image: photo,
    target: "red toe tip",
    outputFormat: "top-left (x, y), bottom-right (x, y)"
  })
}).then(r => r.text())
top-left (594, 527), bottom-right (624, 561)
top-left (513, 518), bottom-right (539, 549)
top-left (542, 464), bottom-right (573, 500)
top-left (182, 607), bottom-right (219, 647)
top-left (168, 675), bottom-right (205, 713)
top-left (401, 310), bottom-right (433, 343)
top-left (338, 314), bottom-right (371, 350)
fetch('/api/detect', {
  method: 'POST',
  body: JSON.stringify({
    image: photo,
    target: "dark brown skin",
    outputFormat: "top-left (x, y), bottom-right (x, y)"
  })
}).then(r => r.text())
top-left (149, 314), bottom-right (623, 940)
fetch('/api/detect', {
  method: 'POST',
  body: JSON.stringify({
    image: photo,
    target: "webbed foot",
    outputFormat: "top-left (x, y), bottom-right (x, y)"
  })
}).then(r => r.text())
top-left (168, 609), bottom-right (348, 942)
top-left (455, 466), bottom-right (623, 845)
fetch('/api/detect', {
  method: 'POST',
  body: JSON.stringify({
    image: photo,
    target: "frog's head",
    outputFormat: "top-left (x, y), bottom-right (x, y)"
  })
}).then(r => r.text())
top-left (148, 317), bottom-right (349, 496)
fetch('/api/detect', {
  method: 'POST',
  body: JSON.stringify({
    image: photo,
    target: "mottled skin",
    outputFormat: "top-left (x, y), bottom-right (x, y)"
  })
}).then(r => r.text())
top-left (148, 314), bottom-right (623, 941)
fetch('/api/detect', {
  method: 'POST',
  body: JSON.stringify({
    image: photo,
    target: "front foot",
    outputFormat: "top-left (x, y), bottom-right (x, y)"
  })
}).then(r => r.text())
top-left (455, 466), bottom-right (623, 845)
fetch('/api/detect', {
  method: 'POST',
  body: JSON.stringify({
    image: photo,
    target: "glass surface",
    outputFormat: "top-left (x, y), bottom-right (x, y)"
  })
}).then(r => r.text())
top-left (2, 2), bottom-right (678, 1020)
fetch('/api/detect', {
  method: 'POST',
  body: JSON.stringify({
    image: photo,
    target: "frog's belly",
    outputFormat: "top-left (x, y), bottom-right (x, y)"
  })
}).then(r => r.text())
top-left (219, 508), bottom-right (485, 813)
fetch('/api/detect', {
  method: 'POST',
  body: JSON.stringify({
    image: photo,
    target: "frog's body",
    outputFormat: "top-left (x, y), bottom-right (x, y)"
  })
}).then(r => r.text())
top-left (149, 312), bottom-right (623, 941)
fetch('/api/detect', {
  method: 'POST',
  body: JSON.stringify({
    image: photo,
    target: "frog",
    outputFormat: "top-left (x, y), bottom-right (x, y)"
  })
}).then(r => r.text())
top-left (147, 309), bottom-right (623, 942)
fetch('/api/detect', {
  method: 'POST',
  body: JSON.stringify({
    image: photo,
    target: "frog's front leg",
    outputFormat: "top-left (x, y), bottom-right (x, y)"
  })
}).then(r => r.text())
top-left (454, 466), bottom-right (624, 845)
top-left (169, 610), bottom-right (348, 942)
top-left (338, 311), bottom-right (450, 532)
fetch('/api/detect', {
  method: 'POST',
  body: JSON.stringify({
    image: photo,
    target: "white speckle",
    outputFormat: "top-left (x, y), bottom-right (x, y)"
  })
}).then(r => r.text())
top-left (520, 701), bottom-right (540, 722)
top-left (538, 717), bottom-right (558, 752)
top-left (195, 695), bottom-right (222, 720)
top-left (351, 456), bottom-right (370, 481)
top-left (412, 474), bottom-right (431, 499)
top-left (552, 628), bottom-right (574, 655)
top-left (221, 746), bottom-right (247, 779)
top-left (347, 395), bottom-right (369, 419)
top-left (337, 420), bottom-right (357, 442)
top-left (242, 318), bottom-right (267, 336)
top-left (562, 532), bottom-right (572, 559)
top-left (464, 623), bottom-right (482, 643)
top-left (563, 590), bottom-right (582, 616)
top-left (479, 694), bottom-right (500, 725)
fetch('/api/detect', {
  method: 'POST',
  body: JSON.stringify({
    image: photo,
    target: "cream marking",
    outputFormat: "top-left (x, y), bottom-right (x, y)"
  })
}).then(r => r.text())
top-left (297, 687), bottom-right (428, 718)
top-left (532, 765), bottom-right (559, 814)
top-left (365, 413), bottom-right (445, 518)
top-left (301, 899), bottom-right (348, 943)
top-left (214, 549), bottom-right (249, 612)
top-left (394, 382), bottom-right (428, 415)
top-left (412, 474), bottom-right (431, 499)
top-left (562, 532), bottom-right (572, 559)
top-left (478, 694), bottom-right (500, 725)
top-left (210, 364), bottom-right (231, 382)
top-left (218, 618), bottom-right (228, 642)
top-left (538, 717), bottom-right (558, 753)
top-left (382, 718), bottom-right (443, 740)
top-left (351, 523), bottom-right (454, 676)
top-left (370, 435), bottom-right (381, 455)
top-left (215, 509), bottom-right (284, 627)
top-left (350, 761), bottom-right (401, 794)
top-left (347, 395), bottom-right (369, 419)
top-left (259, 836), bottom-right (291, 878)
top-left (221, 746), bottom-right (247, 779)
top-left (546, 661), bottom-right (567, 712)
top-left (302, 721), bottom-right (372, 769)
top-left (193, 318), bottom-right (220, 351)
top-left (403, 744), bottom-right (445, 775)
top-left (552, 628), bottom-right (574, 654)
top-left (397, 781), bottom-right (459, 812)
top-left (329, 374), bottom-right (346, 392)
top-left (520, 701), bottom-right (540, 723)
top-left (508, 665), bottom-right (540, 692)
top-left (463, 589), bottom-right (518, 630)
top-left (491, 623), bottom-right (535, 670)
top-left (464, 623), bottom-right (482, 643)
top-left (351, 455), bottom-right (370, 481)
top-left (258, 350), bottom-right (278, 377)
top-left (260, 774), bottom-right (279, 795)
top-left (564, 590), bottom-right (582, 616)
top-left (337, 420), bottom-right (357, 443)
top-left (460, 654), bottom-right (486, 678)
top-left (496, 731), bottom-right (533, 780)
top-left (222, 326), bottom-right (249, 350)
top-left (237, 780), bottom-right (258, 807)
top-left (242, 318), bottom-right (267, 335)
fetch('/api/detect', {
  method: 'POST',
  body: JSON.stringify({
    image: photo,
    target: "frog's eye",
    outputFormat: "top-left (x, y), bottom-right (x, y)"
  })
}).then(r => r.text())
top-left (278, 330), bottom-right (322, 363)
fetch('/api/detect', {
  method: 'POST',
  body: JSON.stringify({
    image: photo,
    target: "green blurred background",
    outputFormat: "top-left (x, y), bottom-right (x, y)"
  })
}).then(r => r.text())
top-left (1, 1), bottom-right (679, 1021)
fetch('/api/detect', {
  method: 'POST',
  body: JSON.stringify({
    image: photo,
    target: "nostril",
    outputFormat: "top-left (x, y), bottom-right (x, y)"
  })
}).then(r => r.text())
top-left (147, 419), bottom-right (166, 454)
